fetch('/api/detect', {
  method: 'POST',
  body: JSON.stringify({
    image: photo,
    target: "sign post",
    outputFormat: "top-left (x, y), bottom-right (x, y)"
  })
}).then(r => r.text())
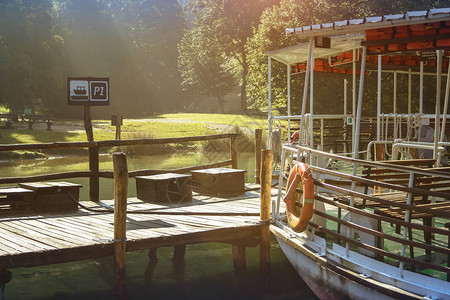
top-left (67, 77), bottom-right (110, 141)
top-left (111, 113), bottom-right (123, 140)
top-left (68, 77), bottom-right (110, 202)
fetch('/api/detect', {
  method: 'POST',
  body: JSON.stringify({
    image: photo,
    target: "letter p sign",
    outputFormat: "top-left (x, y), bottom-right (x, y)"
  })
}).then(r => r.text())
top-left (90, 80), bottom-right (109, 101)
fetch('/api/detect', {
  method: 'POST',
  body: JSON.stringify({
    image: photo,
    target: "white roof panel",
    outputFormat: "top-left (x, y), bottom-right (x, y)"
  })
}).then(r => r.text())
top-left (269, 34), bottom-right (364, 65)
top-left (286, 8), bottom-right (450, 38)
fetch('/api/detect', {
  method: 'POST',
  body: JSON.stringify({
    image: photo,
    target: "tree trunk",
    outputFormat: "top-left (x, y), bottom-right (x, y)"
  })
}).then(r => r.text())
top-left (217, 90), bottom-right (225, 113)
top-left (240, 50), bottom-right (248, 111)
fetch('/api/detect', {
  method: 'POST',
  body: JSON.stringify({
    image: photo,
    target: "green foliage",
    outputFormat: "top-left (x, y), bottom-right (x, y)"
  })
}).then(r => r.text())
top-left (178, 2), bottom-right (237, 113)
top-left (0, 0), bottom-right (187, 118)
top-left (0, 0), bottom-right (64, 114)
top-left (0, 0), bottom-right (447, 119)
top-left (179, 0), bottom-right (279, 111)
top-left (245, 0), bottom-right (448, 115)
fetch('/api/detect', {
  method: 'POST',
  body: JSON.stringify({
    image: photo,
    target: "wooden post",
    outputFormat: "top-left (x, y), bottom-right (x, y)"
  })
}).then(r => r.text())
top-left (113, 152), bottom-right (128, 299)
top-left (260, 149), bottom-right (272, 287)
top-left (0, 269), bottom-right (12, 300)
top-left (230, 135), bottom-right (238, 169)
top-left (115, 113), bottom-right (122, 140)
top-left (374, 143), bottom-right (385, 161)
top-left (89, 146), bottom-right (100, 202)
top-left (173, 244), bottom-right (186, 281)
top-left (145, 248), bottom-right (158, 283)
top-left (85, 105), bottom-right (99, 202)
top-left (255, 129), bottom-right (263, 184)
top-left (84, 105), bottom-right (94, 142)
top-left (232, 245), bottom-right (246, 274)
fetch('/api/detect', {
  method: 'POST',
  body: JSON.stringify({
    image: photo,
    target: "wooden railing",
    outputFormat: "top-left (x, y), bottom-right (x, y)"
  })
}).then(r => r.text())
top-left (0, 133), bottom-right (239, 201)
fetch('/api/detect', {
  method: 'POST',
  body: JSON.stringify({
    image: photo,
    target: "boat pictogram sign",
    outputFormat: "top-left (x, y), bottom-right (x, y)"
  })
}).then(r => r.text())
top-left (68, 77), bottom-right (109, 106)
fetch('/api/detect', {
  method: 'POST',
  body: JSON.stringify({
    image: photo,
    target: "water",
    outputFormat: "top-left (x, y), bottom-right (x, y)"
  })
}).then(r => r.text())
top-left (0, 152), bottom-right (318, 299)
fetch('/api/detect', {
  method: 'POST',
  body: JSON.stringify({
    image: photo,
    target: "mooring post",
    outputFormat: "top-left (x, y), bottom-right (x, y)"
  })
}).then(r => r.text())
top-left (230, 135), bottom-right (238, 169)
top-left (232, 245), bottom-right (246, 275)
top-left (113, 152), bottom-right (128, 299)
top-left (0, 269), bottom-right (12, 300)
top-left (260, 149), bottom-right (272, 287)
top-left (255, 129), bottom-right (263, 184)
top-left (89, 145), bottom-right (100, 202)
top-left (173, 244), bottom-right (186, 281)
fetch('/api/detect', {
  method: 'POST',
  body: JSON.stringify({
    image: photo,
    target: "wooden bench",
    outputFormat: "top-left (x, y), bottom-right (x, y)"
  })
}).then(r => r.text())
top-left (0, 187), bottom-right (36, 213)
top-left (1, 182), bottom-right (82, 214)
top-left (22, 114), bottom-right (53, 131)
top-left (136, 173), bottom-right (192, 204)
top-left (362, 159), bottom-right (435, 186)
top-left (18, 181), bottom-right (81, 212)
top-left (375, 201), bottom-right (450, 256)
top-left (0, 114), bottom-right (17, 128)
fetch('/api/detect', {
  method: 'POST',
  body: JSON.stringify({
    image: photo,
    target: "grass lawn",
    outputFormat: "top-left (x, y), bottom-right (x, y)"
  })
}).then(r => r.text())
top-left (0, 113), bottom-right (269, 146)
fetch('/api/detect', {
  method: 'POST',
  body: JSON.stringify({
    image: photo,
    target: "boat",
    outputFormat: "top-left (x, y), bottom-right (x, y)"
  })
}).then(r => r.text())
top-left (266, 8), bottom-right (450, 300)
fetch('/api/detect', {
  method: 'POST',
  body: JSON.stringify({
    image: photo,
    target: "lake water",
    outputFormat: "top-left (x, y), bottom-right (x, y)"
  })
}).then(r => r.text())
top-left (0, 152), bottom-right (318, 299)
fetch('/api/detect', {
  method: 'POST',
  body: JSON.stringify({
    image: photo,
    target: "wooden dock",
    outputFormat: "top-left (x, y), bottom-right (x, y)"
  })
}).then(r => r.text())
top-left (0, 134), bottom-right (273, 298)
top-left (0, 189), bottom-right (268, 270)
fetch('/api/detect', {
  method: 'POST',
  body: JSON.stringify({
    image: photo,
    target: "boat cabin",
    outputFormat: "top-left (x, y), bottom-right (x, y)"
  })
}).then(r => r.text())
top-left (268, 8), bottom-right (450, 300)
top-left (267, 8), bottom-right (450, 166)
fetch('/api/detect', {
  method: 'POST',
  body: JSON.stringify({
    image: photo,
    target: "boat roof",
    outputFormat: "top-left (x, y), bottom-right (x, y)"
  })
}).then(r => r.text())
top-left (285, 8), bottom-right (450, 38)
top-left (269, 34), bottom-right (364, 65)
top-left (269, 8), bottom-right (450, 66)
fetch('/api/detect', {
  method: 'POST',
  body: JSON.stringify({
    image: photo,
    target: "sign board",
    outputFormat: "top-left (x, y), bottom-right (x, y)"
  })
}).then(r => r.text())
top-left (346, 117), bottom-right (354, 125)
top-left (111, 114), bottom-right (123, 126)
top-left (67, 77), bottom-right (109, 106)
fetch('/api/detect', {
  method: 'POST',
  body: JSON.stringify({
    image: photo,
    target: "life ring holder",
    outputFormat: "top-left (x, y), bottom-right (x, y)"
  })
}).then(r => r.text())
top-left (283, 162), bottom-right (315, 233)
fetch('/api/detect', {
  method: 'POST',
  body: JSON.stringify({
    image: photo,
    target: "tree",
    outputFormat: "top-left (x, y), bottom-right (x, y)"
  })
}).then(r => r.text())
top-left (54, 0), bottom-right (186, 116)
top-left (0, 0), bottom-right (64, 114)
top-left (245, 0), bottom-right (448, 114)
top-left (181, 0), bottom-right (279, 111)
top-left (178, 22), bottom-right (236, 113)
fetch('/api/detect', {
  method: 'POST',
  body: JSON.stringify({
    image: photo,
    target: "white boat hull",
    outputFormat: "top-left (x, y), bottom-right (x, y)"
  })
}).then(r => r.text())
top-left (271, 224), bottom-right (449, 300)
top-left (275, 235), bottom-right (395, 300)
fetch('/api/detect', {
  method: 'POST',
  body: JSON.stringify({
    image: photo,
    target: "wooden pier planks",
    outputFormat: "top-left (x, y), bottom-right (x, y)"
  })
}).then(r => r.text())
top-left (0, 193), bottom-right (264, 269)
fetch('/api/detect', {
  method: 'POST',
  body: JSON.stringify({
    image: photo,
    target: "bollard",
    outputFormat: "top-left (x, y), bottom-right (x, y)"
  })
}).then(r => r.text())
top-left (113, 152), bottom-right (128, 299)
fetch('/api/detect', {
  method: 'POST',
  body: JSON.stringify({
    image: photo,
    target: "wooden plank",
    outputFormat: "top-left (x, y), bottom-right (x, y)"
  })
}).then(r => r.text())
top-left (0, 244), bottom-right (114, 269)
top-left (0, 193), bottom-right (263, 270)
top-left (16, 218), bottom-right (93, 246)
top-left (1, 221), bottom-right (72, 249)
top-left (0, 226), bottom-right (53, 252)
top-left (126, 225), bottom-right (260, 251)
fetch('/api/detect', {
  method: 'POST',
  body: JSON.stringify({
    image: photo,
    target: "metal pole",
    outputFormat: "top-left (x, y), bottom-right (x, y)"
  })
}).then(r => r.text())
top-left (267, 56), bottom-right (272, 150)
top-left (344, 79), bottom-right (348, 153)
top-left (408, 68), bottom-right (412, 115)
top-left (420, 61), bottom-right (424, 114)
top-left (394, 72), bottom-right (397, 114)
top-left (440, 64), bottom-right (450, 143)
top-left (300, 37), bottom-right (314, 145)
top-left (309, 39), bottom-right (315, 149)
top-left (287, 64), bottom-right (291, 139)
top-left (434, 50), bottom-right (443, 166)
top-left (353, 46), bottom-right (367, 160)
top-left (352, 49), bottom-right (357, 152)
top-left (344, 79), bottom-right (348, 116)
top-left (377, 55), bottom-right (382, 141)
top-left (399, 172), bottom-right (415, 276)
top-left (347, 46), bottom-right (367, 256)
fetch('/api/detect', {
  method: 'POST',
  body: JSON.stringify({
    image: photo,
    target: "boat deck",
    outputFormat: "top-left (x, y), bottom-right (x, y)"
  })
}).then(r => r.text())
top-left (0, 187), bottom-right (266, 269)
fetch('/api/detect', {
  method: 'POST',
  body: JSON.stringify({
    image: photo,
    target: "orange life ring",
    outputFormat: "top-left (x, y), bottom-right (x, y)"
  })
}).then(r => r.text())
top-left (283, 162), bottom-right (314, 232)
top-left (290, 130), bottom-right (300, 143)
